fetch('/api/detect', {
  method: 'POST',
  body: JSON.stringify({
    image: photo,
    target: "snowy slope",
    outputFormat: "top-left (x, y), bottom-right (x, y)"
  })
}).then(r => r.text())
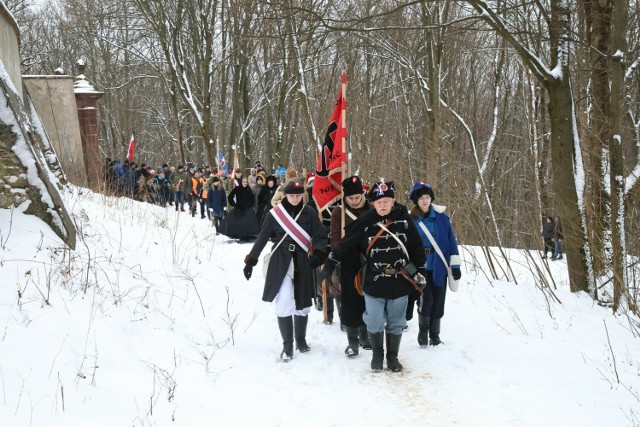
top-left (0, 188), bottom-right (638, 427)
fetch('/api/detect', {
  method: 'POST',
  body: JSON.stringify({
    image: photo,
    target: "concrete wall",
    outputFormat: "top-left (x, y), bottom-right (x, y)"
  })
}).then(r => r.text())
top-left (24, 76), bottom-right (88, 186)
top-left (0, 2), bottom-right (22, 100)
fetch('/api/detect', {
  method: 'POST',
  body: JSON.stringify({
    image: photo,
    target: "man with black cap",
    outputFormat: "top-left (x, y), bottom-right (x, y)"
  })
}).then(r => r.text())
top-left (242, 178), bottom-right (328, 360)
top-left (319, 180), bottom-right (426, 372)
top-left (329, 176), bottom-right (372, 356)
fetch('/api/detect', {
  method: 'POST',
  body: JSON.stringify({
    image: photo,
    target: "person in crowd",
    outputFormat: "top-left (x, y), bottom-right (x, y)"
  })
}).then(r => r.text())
top-left (207, 176), bottom-right (227, 234)
top-left (274, 163), bottom-right (287, 182)
top-left (248, 168), bottom-right (258, 190)
top-left (170, 164), bottom-right (188, 212)
top-left (224, 177), bottom-right (258, 241)
top-left (165, 164), bottom-right (175, 206)
top-left (231, 168), bottom-right (243, 189)
top-left (254, 175), bottom-right (271, 225)
top-left (261, 175), bottom-right (279, 223)
top-left (329, 176), bottom-right (372, 356)
top-left (552, 216), bottom-right (563, 260)
top-left (543, 216), bottom-right (555, 258)
top-left (152, 169), bottom-right (171, 206)
top-left (123, 161), bottom-right (137, 198)
top-left (242, 178), bottom-right (328, 360)
top-left (196, 170), bottom-right (208, 218)
top-left (271, 167), bottom-right (298, 206)
top-left (113, 160), bottom-right (124, 195)
top-left (408, 181), bottom-right (461, 347)
top-left (319, 181), bottom-right (426, 372)
top-left (255, 161), bottom-right (265, 174)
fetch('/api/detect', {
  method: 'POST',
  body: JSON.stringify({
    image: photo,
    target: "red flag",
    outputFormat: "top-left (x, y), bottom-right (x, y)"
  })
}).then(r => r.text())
top-left (313, 72), bottom-right (347, 212)
top-left (127, 132), bottom-right (135, 161)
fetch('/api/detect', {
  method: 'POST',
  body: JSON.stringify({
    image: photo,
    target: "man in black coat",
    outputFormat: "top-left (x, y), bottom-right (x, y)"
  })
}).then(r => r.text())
top-left (320, 181), bottom-right (426, 372)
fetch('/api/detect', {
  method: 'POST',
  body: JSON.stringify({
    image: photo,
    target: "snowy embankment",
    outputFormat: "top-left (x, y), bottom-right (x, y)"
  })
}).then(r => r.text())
top-left (0, 187), bottom-right (638, 426)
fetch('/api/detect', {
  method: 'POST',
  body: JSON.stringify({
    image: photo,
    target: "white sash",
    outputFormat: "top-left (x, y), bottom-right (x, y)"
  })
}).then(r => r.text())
top-left (416, 221), bottom-right (459, 292)
top-left (270, 204), bottom-right (312, 252)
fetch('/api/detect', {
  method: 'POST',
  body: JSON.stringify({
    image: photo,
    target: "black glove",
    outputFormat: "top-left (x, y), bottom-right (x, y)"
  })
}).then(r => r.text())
top-left (308, 251), bottom-right (326, 269)
top-left (243, 255), bottom-right (258, 281)
top-left (452, 268), bottom-right (462, 281)
top-left (318, 257), bottom-right (337, 284)
top-left (318, 267), bottom-right (333, 285)
top-left (243, 264), bottom-right (253, 280)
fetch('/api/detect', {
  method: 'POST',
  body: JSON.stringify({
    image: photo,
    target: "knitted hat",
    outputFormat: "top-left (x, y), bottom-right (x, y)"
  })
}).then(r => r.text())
top-left (342, 176), bottom-right (364, 197)
top-left (282, 178), bottom-right (305, 194)
top-left (409, 181), bottom-right (435, 203)
top-left (367, 181), bottom-right (395, 202)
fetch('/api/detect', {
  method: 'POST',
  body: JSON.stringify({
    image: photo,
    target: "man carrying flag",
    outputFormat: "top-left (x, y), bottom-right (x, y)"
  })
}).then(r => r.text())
top-left (127, 132), bottom-right (135, 161)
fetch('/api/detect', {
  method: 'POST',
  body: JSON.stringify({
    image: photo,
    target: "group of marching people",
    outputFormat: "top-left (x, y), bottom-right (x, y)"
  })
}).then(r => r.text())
top-left (243, 174), bottom-right (462, 372)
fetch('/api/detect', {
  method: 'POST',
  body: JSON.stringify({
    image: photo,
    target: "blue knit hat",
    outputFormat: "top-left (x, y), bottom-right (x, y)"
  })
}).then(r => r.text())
top-left (409, 181), bottom-right (435, 203)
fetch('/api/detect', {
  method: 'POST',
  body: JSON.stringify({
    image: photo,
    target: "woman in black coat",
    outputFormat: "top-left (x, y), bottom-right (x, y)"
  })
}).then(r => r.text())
top-left (221, 177), bottom-right (259, 239)
top-left (243, 178), bottom-right (328, 360)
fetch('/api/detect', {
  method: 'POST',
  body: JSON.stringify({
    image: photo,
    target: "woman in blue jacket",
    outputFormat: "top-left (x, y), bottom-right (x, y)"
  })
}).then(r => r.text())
top-left (409, 181), bottom-right (462, 346)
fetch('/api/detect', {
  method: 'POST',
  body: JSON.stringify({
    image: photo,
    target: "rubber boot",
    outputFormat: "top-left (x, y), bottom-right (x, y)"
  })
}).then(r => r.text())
top-left (417, 314), bottom-right (430, 347)
top-left (277, 316), bottom-right (294, 359)
top-left (386, 333), bottom-right (403, 372)
top-left (294, 315), bottom-right (311, 352)
top-left (369, 332), bottom-right (384, 371)
top-left (358, 325), bottom-right (371, 350)
top-left (345, 327), bottom-right (360, 356)
top-left (429, 317), bottom-right (443, 346)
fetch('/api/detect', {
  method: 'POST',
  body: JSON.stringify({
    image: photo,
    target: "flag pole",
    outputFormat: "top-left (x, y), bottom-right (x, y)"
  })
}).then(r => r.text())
top-left (340, 70), bottom-right (347, 238)
top-left (216, 138), bottom-right (221, 175)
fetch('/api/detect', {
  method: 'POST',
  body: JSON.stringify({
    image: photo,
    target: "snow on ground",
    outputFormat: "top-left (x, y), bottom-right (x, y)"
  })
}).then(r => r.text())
top-left (0, 187), bottom-right (639, 426)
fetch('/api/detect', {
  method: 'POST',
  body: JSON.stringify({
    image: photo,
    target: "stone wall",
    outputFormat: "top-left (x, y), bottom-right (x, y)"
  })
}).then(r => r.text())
top-left (0, 3), bottom-right (22, 100)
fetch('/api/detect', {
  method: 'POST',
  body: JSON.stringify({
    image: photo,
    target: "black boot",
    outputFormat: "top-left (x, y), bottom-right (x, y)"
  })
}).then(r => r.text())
top-left (369, 332), bottom-right (384, 371)
top-left (294, 315), bottom-right (311, 352)
top-left (429, 317), bottom-right (443, 346)
top-left (417, 314), bottom-right (430, 347)
top-left (386, 333), bottom-right (403, 372)
top-left (277, 316), bottom-right (294, 359)
top-left (358, 325), bottom-right (371, 350)
top-left (345, 327), bottom-right (359, 356)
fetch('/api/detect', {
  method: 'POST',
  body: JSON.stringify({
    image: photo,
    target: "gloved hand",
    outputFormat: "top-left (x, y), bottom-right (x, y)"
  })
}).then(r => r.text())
top-left (308, 251), bottom-right (326, 269)
top-left (318, 257), bottom-right (337, 284)
top-left (452, 268), bottom-right (462, 281)
top-left (318, 267), bottom-right (333, 285)
top-left (244, 255), bottom-right (258, 281)
top-left (414, 272), bottom-right (427, 289)
top-left (243, 264), bottom-right (253, 280)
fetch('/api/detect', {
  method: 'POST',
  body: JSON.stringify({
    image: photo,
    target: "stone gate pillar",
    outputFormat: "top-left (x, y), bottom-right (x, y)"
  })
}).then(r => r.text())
top-left (74, 62), bottom-right (104, 191)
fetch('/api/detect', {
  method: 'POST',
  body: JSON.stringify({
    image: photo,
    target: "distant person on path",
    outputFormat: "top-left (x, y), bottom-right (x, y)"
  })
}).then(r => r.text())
top-left (243, 178), bottom-right (328, 360)
top-left (552, 216), bottom-right (563, 260)
top-left (543, 216), bottom-right (555, 258)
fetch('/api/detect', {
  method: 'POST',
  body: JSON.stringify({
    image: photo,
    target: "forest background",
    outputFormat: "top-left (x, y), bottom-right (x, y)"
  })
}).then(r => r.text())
top-left (5, 0), bottom-right (640, 317)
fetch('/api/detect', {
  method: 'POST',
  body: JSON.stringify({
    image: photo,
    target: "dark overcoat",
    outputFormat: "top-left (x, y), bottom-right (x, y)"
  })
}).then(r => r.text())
top-left (330, 204), bottom-right (426, 300)
top-left (248, 204), bottom-right (328, 310)
top-left (329, 203), bottom-right (370, 327)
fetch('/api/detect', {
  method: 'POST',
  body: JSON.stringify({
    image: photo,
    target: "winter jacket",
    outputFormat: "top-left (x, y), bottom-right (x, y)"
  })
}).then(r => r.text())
top-left (329, 203), bottom-right (426, 300)
top-left (412, 206), bottom-right (461, 288)
top-left (207, 187), bottom-right (227, 217)
top-left (248, 199), bottom-right (328, 310)
top-left (171, 171), bottom-right (189, 192)
top-left (227, 184), bottom-right (255, 211)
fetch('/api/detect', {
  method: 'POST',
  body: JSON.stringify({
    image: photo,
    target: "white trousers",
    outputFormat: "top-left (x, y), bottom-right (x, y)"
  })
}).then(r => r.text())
top-left (274, 273), bottom-right (311, 317)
